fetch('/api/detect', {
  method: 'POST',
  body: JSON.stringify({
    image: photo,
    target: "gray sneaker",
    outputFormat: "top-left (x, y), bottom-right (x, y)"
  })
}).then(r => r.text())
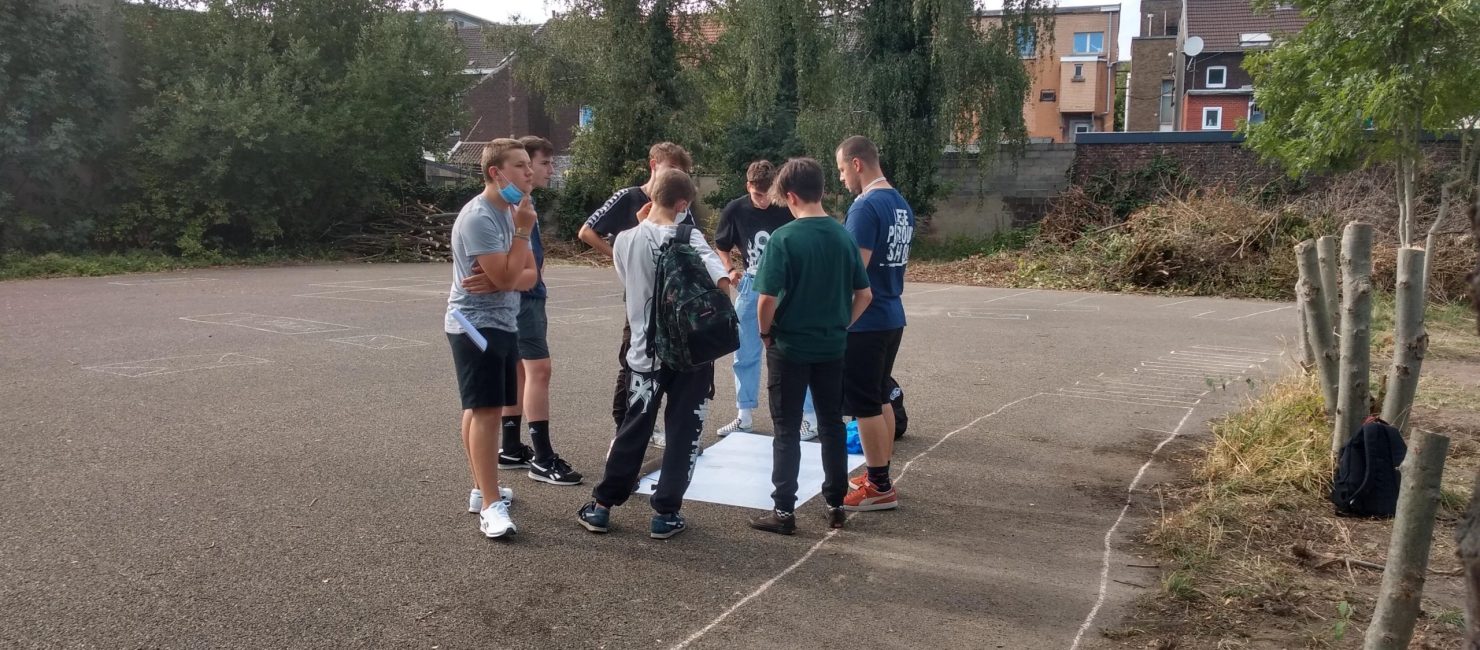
top-left (717, 418), bottom-right (752, 437)
top-left (799, 419), bottom-right (819, 442)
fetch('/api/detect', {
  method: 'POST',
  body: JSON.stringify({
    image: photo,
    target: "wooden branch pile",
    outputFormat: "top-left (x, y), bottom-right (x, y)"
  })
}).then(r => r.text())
top-left (337, 202), bottom-right (457, 261)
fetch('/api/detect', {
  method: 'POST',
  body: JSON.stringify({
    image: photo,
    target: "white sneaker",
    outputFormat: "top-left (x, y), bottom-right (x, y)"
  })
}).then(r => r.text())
top-left (717, 418), bottom-right (752, 437)
top-left (651, 424), bottom-right (666, 448)
top-left (479, 501), bottom-right (517, 538)
top-left (799, 419), bottom-right (819, 442)
top-left (468, 487), bottom-right (514, 514)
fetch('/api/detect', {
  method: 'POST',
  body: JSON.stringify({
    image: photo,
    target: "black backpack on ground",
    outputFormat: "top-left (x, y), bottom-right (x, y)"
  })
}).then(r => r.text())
top-left (1330, 417), bottom-right (1406, 518)
top-left (887, 377), bottom-right (908, 439)
top-left (648, 224), bottom-right (740, 372)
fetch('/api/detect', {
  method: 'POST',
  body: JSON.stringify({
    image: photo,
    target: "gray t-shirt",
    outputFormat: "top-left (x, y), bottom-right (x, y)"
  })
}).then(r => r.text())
top-left (444, 194), bottom-right (520, 334)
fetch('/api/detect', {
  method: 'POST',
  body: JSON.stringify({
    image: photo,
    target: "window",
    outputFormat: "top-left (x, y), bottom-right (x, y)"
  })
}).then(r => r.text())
top-left (1039, 89), bottom-right (1057, 102)
top-left (1202, 107), bottom-right (1223, 130)
top-left (1248, 103), bottom-right (1265, 124)
top-left (1206, 66), bottom-right (1227, 89)
top-left (1017, 26), bottom-right (1037, 58)
top-left (579, 106), bottom-right (594, 128)
top-left (1158, 80), bottom-right (1174, 124)
top-left (1073, 32), bottom-right (1104, 54)
top-left (1072, 63), bottom-right (1085, 81)
top-left (1239, 32), bottom-right (1273, 47)
top-left (1074, 123), bottom-right (1092, 134)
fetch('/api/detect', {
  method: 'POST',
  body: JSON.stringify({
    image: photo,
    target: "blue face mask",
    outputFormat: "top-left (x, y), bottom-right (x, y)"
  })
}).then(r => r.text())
top-left (495, 171), bottom-right (525, 205)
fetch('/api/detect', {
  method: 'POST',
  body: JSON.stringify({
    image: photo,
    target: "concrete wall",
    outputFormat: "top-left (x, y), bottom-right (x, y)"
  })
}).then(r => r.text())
top-left (930, 144), bottom-right (1076, 238)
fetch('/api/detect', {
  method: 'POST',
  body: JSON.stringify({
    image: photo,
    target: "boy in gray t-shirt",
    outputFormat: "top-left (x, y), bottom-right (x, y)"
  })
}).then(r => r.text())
top-left (445, 139), bottom-right (538, 539)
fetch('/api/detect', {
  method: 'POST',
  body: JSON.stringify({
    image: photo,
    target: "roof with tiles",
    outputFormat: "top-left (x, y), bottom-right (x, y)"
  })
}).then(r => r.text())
top-left (1185, 0), bottom-right (1309, 51)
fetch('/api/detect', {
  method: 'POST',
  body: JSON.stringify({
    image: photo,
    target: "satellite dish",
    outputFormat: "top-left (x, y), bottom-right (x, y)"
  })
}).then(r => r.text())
top-left (1184, 36), bottom-right (1205, 56)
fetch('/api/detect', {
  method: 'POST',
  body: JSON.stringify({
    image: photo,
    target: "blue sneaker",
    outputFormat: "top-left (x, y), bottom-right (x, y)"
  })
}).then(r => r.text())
top-left (650, 512), bottom-right (687, 539)
top-left (577, 501), bottom-right (610, 533)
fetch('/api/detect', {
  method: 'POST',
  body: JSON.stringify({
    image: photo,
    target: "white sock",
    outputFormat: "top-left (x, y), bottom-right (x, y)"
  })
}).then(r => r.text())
top-left (738, 408), bottom-right (753, 426)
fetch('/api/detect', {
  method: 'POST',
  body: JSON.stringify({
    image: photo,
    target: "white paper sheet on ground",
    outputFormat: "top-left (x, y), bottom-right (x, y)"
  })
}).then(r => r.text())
top-left (636, 431), bottom-right (866, 511)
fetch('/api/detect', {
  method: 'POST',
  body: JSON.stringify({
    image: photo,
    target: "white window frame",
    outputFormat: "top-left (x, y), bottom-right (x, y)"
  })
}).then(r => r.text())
top-left (1206, 66), bottom-right (1228, 89)
top-left (1202, 107), bottom-right (1223, 130)
top-left (1073, 31), bottom-right (1104, 55)
top-left (1073, 123), bottom-right (1093, 134)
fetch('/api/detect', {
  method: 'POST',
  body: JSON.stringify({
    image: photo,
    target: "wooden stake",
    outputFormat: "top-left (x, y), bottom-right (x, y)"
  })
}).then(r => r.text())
top-left (1296, 240), bottom-right (1338, 414)
top-left (1381, 247), bottom-right (1429, 432)
top-left (1456, 468), bottom-right (1480, 649)
top-left (1365, 429), bottom-right (1450, 650)
top-left (1317, 236), bottom-right (1340, 334)
top-left (1334, 222), bottom-right (1374, 456)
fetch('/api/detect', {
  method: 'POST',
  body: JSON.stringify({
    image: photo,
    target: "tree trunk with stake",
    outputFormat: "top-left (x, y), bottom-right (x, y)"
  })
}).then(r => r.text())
top-left (1381, 247), bottom-right (1429, 433)
top-left (1317, 235), bottom-right (1340, 333)
top-left (1297, 304), bottom-right (1316, 369)
top-left (1333, 222), bottom-right (1374, 456)
top-left (1364, 429), bottom-right (1450, 650)
top-left (1297, 241), bottom-right (1338, 414)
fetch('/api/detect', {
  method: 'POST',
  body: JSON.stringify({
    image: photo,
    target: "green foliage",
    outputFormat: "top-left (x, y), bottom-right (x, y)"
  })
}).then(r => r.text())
top-left (0, 249), bottom-right (340, 281)
top-left (110, 0), bottom-right (467, 254)
top-left (911, 226), bottom-right (1037, 261)
top-left (1243, 0), bottom-right (1480, 175)
top-left (500, 0), bottom-right (694, 236)
top-left (1082, 155), bottom-right (1189, 221)
top-left (512, 0), bottom-right (1047, 231)
top-left (0, 0), bottom-right (124, 251)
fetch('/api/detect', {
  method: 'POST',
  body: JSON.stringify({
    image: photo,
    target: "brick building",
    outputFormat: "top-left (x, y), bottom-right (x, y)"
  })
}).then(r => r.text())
top-left (1177, 0), bottom-right (1307, 131)
top-left (1123, 0), bottom-right (1180, 132)
top-left (982, 4), bottom-right (1122, 143)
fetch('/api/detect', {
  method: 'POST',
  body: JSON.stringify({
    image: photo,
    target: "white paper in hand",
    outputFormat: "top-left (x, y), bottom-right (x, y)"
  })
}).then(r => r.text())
top-left (450, 309), bottom-right (487, 351)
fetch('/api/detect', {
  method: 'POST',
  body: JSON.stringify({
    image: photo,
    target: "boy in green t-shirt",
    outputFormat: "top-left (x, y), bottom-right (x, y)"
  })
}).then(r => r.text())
top-left (748, 157), bottom-right (872, 535)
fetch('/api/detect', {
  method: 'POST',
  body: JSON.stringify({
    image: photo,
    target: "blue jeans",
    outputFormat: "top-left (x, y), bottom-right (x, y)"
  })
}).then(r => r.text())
top-left (734, 274), bottom-right (813, 415)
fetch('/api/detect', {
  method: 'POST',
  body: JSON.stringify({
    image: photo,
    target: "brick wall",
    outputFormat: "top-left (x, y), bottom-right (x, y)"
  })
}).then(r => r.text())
top-left (463, 68), bottom-right (580, 152)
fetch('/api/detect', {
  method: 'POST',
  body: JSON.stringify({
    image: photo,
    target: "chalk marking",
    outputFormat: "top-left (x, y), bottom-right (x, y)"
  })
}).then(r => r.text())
top-left (1154, 299), bottom-right (1197, 308)
top-left (328, 335), bottom-right (429, 350)
top-left (179, 313), bottom-right (355, 335)
top-left (84, 353), bottom-right (270, 378)
top-left (1070, 408), bottom-right (1196, 650)
top-left (108, 277), bottom-right (217, 286)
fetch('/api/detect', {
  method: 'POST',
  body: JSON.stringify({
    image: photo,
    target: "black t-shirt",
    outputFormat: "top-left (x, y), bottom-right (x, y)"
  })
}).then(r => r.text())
top-left (713, 197), bottom-right (794, 271)
top-left (583, 186), bottom-right (697, 241)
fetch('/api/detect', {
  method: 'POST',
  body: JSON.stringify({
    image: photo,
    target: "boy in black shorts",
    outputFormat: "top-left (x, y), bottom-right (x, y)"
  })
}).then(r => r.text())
top-left (465, 136), bottom-right (583, 487)
top-left (446, 139), bottom-right (538, 538)
top-left (834, 136), bottom-right (914, 513)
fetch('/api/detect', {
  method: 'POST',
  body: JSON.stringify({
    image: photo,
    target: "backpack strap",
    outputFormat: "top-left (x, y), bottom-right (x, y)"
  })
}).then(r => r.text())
top-left (1349, 422), bottom-right (1381, 503)
top-left (675, 224), bottom-right (695, 247)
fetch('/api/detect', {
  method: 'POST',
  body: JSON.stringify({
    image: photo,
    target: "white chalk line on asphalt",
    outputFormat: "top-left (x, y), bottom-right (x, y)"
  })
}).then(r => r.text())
top-left (669, 392), bottom-right (1046, 650)
top-left (1068, 407), bottom-right (1196, 650)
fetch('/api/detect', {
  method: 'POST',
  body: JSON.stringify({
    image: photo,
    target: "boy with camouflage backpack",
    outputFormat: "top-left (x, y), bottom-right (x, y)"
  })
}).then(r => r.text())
top-left (578, 169), bottom-right (735, 539)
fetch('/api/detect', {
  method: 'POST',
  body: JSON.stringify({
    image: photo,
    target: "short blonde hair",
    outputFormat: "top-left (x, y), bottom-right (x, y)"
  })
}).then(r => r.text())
top-left (649, 142), bottom-right (693, 173)
top-left (480, 138), bottom-right (526, 182)
top-left (649, 168), bottom-right (696, 209)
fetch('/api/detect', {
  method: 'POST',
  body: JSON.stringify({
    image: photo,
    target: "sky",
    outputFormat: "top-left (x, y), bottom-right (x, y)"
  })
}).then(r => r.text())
top-left (446, 0), bottom-right (1143, 58)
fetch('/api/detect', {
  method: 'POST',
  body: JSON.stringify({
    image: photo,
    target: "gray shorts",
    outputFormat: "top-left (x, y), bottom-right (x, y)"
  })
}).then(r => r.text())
top-left (517, 296), bottom-right (550, 360)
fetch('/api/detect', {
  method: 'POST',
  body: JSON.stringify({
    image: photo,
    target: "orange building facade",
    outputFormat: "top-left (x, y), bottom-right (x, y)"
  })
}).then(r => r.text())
top-left (984, 4), bottom-right (1121, 143)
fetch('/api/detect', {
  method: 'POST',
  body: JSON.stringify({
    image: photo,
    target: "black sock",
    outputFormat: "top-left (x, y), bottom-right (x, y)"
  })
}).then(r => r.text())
top-left (500, 416), bottom-right (522, 452)
top-left (867, 465), bottom-right (892, 491)
top-left (529, 420), bottom-right (554, 464)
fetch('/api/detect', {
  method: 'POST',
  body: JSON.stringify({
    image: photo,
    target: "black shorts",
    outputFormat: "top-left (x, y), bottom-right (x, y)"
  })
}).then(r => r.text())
top-left (447, 328), bottom-right (520, 410)
top-left (517, 296), bottom-right (550, 361)
top-left (843, 328), bottom-right (904, 418)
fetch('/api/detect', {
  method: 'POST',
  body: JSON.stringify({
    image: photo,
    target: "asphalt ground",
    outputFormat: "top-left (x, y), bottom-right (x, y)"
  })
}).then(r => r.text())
top-left (0, 264), bottom-right (1298, 649)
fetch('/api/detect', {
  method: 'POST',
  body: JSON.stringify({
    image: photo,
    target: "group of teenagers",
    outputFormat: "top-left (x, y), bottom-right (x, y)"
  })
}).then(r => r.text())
top-left (444, 135), bottom-right (914, 540)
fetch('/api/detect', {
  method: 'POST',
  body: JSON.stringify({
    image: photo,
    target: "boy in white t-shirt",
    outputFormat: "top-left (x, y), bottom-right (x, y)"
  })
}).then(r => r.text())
top-left (577, 169), bottom-right (731, 539)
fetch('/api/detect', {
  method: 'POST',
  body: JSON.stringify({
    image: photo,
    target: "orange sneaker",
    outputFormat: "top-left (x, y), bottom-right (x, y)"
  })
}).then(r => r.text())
top-left (843, 476), bottom-right (898, 511)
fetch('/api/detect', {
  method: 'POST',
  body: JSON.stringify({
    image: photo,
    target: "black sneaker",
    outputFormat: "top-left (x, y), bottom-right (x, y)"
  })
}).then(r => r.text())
top-left (528, 456), bottom-right (583, 486)
top-left (749, 509), bottom-right (796, 535)
top-left (826, 506), bottom-right (846, 529)
top-left (498, 443), bottom-right (534, 470)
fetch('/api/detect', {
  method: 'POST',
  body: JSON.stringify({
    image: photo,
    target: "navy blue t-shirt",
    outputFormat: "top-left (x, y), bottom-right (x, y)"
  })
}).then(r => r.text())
top-left (522, 221), bottom-right (546, 299)
top-left (845, 188), bottom-right (914, 332)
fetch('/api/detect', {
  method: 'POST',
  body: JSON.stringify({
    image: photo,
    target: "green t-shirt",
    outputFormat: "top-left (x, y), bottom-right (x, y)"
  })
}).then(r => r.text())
top-left (753, 216), bottom-right (870, 362)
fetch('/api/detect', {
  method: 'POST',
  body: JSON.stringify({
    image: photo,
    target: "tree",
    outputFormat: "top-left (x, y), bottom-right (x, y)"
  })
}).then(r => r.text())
top-left (816, 0), bottom-right (1048, 220)
top-left (113, 0), bottom-right (466, 254)
top-left (497, 0), bottom-right (694, 236)
top-left (1243, 0), bottom-right (1480, 248)
top-left (0, 0), bottom-right (124, 251)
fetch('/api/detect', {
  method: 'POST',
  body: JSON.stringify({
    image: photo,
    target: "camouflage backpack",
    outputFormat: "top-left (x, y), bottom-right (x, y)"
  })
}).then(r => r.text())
top-left (647, 225), bottom-right (739, 371)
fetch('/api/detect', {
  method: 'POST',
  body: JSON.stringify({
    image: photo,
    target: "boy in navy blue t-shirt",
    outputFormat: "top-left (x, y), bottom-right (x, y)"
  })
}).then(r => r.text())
top-left (833, 136), bottom-right (914, 513)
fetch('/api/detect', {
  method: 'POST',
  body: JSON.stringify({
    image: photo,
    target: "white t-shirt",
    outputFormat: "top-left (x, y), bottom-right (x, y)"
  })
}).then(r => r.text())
top-left (613, 220), bottom-right (727, 373)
